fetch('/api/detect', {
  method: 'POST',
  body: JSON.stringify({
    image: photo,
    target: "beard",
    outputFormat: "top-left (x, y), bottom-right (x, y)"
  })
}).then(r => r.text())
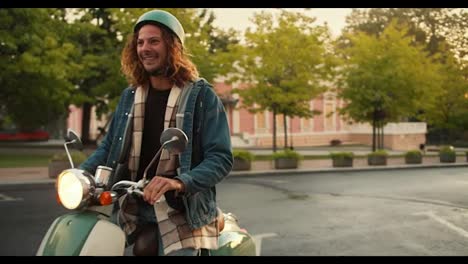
top-left (140, 53), bottom-right (169, 77)
top-left (148, 66), bottom-right (168, 77)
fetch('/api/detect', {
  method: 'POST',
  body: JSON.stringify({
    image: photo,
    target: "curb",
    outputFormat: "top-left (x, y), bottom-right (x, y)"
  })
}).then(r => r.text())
top-left (0, 179), bottom-right (56, 186)
top-left (228, 163), bottom-right (468, 177)
top-left (0, 163), bottom-right (467, 186)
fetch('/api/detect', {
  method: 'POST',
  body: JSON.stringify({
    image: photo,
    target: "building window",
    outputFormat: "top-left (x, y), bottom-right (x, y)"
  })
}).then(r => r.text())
top-left (276, 114), bottom-right (285, 131)
top-left (301, 100), bottom-right (314, 132)
top-left (257, 111), bottom-right (266, 129)
top-left (255, 110), bottom-right (268, 133)
top-left (324, 100), bottom-right (335, 131)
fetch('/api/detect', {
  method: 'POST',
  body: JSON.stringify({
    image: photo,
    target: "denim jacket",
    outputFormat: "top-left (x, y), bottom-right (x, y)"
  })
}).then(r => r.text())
top-left (80, 78), bottom-right (233, 229)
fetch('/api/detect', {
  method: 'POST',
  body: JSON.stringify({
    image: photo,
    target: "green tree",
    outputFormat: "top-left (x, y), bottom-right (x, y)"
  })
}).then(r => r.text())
top-left (0, 8), bottom-right (78, 131)
top-left (62, 8), bottom-right (128, 144)
top-left (182, 8), bottom-right (241, 82)
top-left (343, 8), bottom-right (468, 61)
top-left (337, 21), bottom-right (441, 151)
top-left (342, 8), bottom-right (468, 143)
top-left (423, 46), bottom-right (468, 143)
top-left (228, 9), bottom-right (334, 152)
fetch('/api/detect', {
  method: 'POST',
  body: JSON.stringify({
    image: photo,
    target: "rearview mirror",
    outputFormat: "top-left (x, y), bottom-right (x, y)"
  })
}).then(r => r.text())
top-left (64, 129), bottom-right (83, 151)
top-left (160, 128), bottom-right (188, 155)
top-left (141, 128), bottom-right (188, 181)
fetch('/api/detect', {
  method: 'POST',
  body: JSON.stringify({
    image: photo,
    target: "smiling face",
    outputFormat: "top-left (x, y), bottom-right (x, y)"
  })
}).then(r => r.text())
top-left (136, 24), bottom-right (168, 76)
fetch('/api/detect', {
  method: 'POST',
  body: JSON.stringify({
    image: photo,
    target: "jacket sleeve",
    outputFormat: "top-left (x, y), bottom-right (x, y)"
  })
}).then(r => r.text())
top-left (175, 85), bottom-right (233, 195)
top-left (79, 89), bottom-right (127, 175)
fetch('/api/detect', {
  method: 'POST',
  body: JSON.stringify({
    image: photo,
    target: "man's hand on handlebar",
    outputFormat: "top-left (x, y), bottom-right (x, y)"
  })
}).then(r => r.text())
top-left (143, 176), bottom-right (185, 205)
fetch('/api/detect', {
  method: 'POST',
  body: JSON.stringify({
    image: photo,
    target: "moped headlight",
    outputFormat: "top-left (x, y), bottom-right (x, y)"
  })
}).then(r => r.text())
top-left (56, 169), bottom-right (94, 210)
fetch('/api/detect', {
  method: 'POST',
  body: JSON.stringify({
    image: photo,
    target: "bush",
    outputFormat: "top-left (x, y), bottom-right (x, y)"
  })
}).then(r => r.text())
top-left (50, 151), bottom-right (88, 165)
top-left (271, 149), bottom-right (303, 160)
top-left (367, 150), bottom-right (389, 158)
top-left (439, 145), bottom-right (456, 163)
top-left (405, 150), bottom-right (422, 164)
top-left (232, 149), bottom-right (254, 161)
top-left (232, 149), bottom-right (253, 171)
top-left (367, 150), bottom-right (388, 166)
top-left (272, 149), bottom-right (302, 169)
top-left (405, 150), bottom-right (422, 159)
top-left (48, 151), bottom-right (88, 178)
top-left (330, 152), bottom-right (354, 167)
top-left (329, 152), bottom-right (354, 159)
top-left (439, 145), bottom-right (455, 154)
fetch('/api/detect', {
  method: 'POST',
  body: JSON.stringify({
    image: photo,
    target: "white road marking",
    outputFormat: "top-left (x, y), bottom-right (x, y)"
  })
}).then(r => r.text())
top-left (246, 179), bottom-right (287, 184)
top-left (269, 180), bottom-right (287, 184)
top-left (0, 193), bottom-right (23, 202)
top-left (252, 233), bottom-right (278, 256)
top-left (414, 211), bottom-right (468, 238)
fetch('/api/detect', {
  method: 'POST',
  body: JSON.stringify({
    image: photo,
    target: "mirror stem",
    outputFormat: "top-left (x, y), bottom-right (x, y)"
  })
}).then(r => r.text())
top-left (142, 137), bottom-right (178, 182)
top-left (64, 140), bottom-right (76, 168)
top-left (142, 147), bottom-right (163, 182)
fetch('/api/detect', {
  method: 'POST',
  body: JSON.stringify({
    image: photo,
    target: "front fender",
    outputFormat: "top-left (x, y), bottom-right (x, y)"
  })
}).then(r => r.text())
top-left (211, 230), bottom-right (256, 256)
top-left (36, 211), bottom-right (125, 256)
top-left (211, 213), bottom-right (256, 256)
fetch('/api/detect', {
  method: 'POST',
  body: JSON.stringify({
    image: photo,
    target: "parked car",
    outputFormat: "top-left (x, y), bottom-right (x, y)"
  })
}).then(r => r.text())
top-left (0, 129), bottom-right (49, 142)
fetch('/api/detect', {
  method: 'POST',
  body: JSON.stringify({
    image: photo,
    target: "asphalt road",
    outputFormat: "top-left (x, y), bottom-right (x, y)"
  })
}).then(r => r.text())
top-left (0, 183), bottom-right (67, 256)
top-left (2, 167), bottom-right (468, 256)
top-left (217, 167), bottom-right (468, 256)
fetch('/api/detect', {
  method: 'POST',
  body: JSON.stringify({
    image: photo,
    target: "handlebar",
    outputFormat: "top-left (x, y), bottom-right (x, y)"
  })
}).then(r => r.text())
top-left (110, 179), bottom-right (148, 198)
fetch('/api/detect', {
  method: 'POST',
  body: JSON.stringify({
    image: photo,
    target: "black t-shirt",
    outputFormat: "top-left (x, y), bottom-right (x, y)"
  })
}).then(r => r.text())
top-left (136, 87), bottom-right (171, 181)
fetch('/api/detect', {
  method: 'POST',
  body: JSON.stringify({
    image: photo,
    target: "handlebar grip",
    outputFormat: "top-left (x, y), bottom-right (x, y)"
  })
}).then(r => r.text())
top-left (131, 189), bottom-right (144, 197)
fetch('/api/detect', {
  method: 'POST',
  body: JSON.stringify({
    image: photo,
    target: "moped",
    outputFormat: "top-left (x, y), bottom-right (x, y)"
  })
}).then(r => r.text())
top-left (36, 128), bottom-right (256, 256)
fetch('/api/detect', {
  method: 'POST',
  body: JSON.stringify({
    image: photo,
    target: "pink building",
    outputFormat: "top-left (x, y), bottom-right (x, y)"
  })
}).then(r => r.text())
top-left (68, 81), bottom-right (427, 151)
top-left (213, 81), bottom-right (426, 151)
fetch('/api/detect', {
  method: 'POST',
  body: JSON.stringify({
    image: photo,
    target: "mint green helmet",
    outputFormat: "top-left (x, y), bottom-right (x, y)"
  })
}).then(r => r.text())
top-left (134, 10), bottom-right (185, 46)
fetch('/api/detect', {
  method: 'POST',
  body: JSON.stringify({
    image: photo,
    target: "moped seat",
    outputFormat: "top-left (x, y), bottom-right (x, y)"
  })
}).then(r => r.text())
top-left (217, 208), bottom-right (225, 233)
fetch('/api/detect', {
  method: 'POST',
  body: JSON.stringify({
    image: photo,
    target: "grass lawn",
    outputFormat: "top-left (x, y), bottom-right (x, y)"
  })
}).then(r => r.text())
top-left (0, 153), bottom-right (53, 168)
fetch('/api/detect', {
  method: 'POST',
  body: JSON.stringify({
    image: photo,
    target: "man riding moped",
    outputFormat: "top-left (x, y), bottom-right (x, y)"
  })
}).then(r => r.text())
top-left (36, 9), bottom-right (256, 256)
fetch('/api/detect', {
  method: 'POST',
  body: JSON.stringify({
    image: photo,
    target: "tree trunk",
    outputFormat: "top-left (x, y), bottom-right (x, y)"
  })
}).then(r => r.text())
top-left (372, 112), bottom-right (376, 152)
top-left (376, 125), bottom-right (380, 150)
top-left (290, 125), bottom-right (294, 150)
top-left (283, 114), bottom-right (288, 149)
top-left (272, 107), bottom-right (277, 153)
top-left (380, 125), bottom-right (384, 149)
top-left (376, 124), bottom-right (381, 150)
top-left (81, 102), bottom-right (92, 146)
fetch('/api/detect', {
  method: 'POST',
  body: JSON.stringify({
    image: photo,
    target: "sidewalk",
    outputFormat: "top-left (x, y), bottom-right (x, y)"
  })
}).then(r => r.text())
top-left (0, 156), bottom-right (467, 186)
top-left (0, 167), bottom-right (53, 185)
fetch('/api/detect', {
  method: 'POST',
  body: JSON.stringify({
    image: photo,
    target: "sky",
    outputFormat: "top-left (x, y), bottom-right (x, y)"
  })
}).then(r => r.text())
top-left (209, 8), bottom-right (358, 38)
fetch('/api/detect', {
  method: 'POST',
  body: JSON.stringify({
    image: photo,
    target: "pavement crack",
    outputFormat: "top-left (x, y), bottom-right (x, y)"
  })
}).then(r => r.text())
top-left (237, 180), bottom-right (310, 200)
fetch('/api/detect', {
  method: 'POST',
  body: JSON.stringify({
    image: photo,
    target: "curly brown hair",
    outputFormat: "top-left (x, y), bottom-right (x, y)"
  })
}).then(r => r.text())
top-left (121, 23), bottom-right (199, 88)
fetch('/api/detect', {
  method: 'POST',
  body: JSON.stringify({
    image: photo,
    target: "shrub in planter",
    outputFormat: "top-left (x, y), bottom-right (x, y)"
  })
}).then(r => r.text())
top-left (232, 149), bottom-right (254, 171)
top-left (330, 152), bottom-right (354, 167)
top-left (404, 150), bottom-right (422, 164)
top-left (439, 145), bottom-right (456, 163)
top-left (48, 151), bottom-right (88, 179)
top-left (367, 150), bottom-right (388, 166)
top-left (272, 149), bottom-right (302, 169)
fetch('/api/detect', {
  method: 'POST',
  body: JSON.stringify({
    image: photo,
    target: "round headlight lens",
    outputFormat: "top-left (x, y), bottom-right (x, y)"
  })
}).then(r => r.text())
top-left (57, 169), bottom-right (89, 210)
